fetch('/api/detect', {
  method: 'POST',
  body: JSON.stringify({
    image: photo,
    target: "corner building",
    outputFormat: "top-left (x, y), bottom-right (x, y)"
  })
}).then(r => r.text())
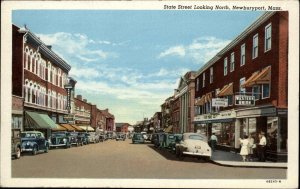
top-left (193, 12), bottom-right (288, 162)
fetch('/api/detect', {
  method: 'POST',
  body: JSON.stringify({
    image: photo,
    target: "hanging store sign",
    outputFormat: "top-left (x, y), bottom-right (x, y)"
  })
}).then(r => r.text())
top-left (235, 95), bottom-right (255, 106)
top-left (193, 110), bottom-right (236, 123)
top-left (64, 84), bottom-right (73, 112)
top-left (212, 98), bottom-right (228, 107)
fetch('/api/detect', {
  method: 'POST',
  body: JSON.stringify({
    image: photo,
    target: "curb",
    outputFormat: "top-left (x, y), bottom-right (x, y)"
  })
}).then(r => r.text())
top-left (210, 159), bottom-right (288, 169)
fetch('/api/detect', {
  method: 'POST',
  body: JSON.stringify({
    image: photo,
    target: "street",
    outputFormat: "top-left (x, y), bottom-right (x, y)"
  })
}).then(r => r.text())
top-left (12, 139), bottom-right (286, 179)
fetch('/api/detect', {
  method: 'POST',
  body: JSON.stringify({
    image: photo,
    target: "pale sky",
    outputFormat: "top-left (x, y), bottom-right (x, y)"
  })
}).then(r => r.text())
top-left (13, 10), bottom-right (264, 125)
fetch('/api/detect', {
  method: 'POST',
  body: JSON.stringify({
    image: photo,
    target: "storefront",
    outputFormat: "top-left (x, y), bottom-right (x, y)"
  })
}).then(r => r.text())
top-left (12, 95), bottom-right (24, 131)
top-left (236, 105), bottom-right (287, 162)
top-left (194, 110), bottom-right (236, 151)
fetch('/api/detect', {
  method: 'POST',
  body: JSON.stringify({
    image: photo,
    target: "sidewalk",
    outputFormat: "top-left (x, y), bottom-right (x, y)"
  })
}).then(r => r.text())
top-left (210, 150), bottom-right (287, 168)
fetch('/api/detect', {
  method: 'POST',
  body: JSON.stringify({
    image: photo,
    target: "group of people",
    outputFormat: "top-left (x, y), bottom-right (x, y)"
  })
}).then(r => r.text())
top-left (239, 132), bottom-right (267, 162)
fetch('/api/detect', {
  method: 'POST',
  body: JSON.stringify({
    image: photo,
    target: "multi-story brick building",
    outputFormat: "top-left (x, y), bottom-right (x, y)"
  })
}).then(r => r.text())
top-left (161, 96), bottom-right (173, 132)
top-left (152, 112), bottom-right (162, 132)
top-left (193, 12), bottom-right (288, 161)
top-left (170, 94), bottom-right (180, 134)
top-left (115, 123), bottom-right (131, 133)
top-left (99, 109), bottom-right (115, 132)
top-left (12, 24), bottom-right (71, 138)
top-left (74, 95), bottom-right (94, 131)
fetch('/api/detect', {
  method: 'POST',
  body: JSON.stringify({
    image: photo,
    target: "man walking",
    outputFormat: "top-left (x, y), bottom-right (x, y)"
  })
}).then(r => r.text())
top-left (210, 133), bottom-right (218, 152)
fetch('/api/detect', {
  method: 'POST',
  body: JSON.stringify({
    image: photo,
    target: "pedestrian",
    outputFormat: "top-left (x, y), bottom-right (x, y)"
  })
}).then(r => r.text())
top-left (210, 133), bottom-right (218, 151)
top-left (247, 134), bottom-right (255, 161)
top-left (257, 132), bottom-right (267, 162)
top-left (239, 135), bottom-right (249, 162)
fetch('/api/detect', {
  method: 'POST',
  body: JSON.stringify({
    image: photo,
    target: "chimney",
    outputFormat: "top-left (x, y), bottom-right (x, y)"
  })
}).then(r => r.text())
top-left (83, 99), bottom-right (87, 103)
top-left (77, 95), bottom-right (82, 100)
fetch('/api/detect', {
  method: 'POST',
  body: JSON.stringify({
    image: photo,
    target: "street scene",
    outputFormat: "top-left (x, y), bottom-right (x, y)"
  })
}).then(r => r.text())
top-left (12, 137), bottom-right (286, 179)
top-left (2, 1), bottom-right (298, 188)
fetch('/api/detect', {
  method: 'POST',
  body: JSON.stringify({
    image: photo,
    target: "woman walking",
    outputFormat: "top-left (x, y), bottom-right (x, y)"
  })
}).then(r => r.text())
top-left (239, 135), bottom-right (249, 162)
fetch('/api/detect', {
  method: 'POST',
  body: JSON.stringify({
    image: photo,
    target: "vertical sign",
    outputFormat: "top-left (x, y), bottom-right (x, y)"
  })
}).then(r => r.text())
top-left (64, 84), bottom-right (72, 113)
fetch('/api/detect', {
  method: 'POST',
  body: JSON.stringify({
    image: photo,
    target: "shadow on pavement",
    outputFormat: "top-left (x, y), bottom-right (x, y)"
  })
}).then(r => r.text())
top-left (146, 144), bottom-right (211, 164)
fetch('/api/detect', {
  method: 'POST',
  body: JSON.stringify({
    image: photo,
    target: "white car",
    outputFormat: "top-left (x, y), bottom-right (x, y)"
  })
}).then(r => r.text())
top-left (175, 133), bottom-right (211, 161)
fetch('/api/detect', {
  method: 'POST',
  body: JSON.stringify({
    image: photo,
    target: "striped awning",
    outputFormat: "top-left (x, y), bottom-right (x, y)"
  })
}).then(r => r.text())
top-left (70, 124), bottom-right (85, 132)
top-left (52, 124), bottom-right (67, 131)
top-left (195, 95), bottom-right (206, 106)
top-left (25, 111), bottom-right (57, 129)
top-left (60, 124), bottom-right (76, 131)
top-left (217, 83), bottom-right (233, 97)
top-left (164, 126), bottom-right (173, 133)
top-left (242, 66), bottom-right (271, 88)
top-left (78, 125), bottom-right (95, 132)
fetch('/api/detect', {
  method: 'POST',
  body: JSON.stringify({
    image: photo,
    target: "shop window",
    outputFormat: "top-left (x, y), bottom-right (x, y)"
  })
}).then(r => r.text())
top-left (262, 83), bottom-right (270, 99)
top-left (267, 117), bottom-right (278, 152)
top-left (252, 85), bottom-right (260, 100)
top-left (279, 117), bottom-right (287, 152)
top-left (227, 95), bottom-right (233, 106)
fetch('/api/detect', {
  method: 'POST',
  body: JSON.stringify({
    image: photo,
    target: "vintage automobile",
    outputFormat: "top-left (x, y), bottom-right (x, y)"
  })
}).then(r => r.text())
top-left (168, 134), bottom-right (183, 153)
top-left (175, 133), bottom-right (211, 161)
top-left (49, 131), bottom-right (72, 149)
top-left (21, 131), bottom-right (50, 155)
top-left (86, 132), bottom-right (99, 144)
top-left (78, 132), bottom-right (89, 145)
top-left (69, 132), bottom-right (83, 146)
top-left (151, 133), bottom-right (165, 148)
top-left (99, 134), bottom-right (106, 142)
top-left (11, 129), bottom-right (21, 159)
top-left (116, 133), bottom-right (126, 141)
top-left (132, 133), bottom-right (145, 144)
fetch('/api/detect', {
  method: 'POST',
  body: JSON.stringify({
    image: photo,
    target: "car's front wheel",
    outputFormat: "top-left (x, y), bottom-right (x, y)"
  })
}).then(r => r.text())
top-left (15, 147), bottom-right (21, 159)
top-left (32, 146), bottom-right (37, 155)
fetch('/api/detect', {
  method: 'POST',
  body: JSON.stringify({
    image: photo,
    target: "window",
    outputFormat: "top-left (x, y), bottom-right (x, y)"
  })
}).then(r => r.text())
top-left (241, 44), bottom-right (245, 66)
top-left (224, 57), bottom-right (228, 76)
top-left (265, 23), bottom-right (272, 52)
top-left (227, 95), bottom-right (233, 106)
top-left (240, 77), bottom-right (246, 94)
top-left (202, 73), bottom-right (205, 88)
top-left (252, 34), bottom-right (258, 59)
top-left (230, 52), bottom-right (235, 72)
top-left (210, 67), bottom-right (213, 84)
top-left (252, 85), bottom-right (260, 100)
top-left (262, 84), bottom-right (270, 98)
top-left (196, 78), bottom-right (199, 91)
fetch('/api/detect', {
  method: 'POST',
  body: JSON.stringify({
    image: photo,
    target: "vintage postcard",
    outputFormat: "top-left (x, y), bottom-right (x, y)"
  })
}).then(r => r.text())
top-left (1, 0), bottom-right (299, 188)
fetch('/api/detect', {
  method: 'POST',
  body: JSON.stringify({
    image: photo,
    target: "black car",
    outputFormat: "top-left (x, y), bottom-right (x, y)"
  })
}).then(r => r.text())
top-left (69, 132), bottom-right (83, 146)
top-left (78, 132), bottom-right (89, 145)
top-left (21, 131), bottom-right (49, 155)
top-left (116, 133), bottom-right (126, 141)
top-left (49, 131), bottom-right (72, 149)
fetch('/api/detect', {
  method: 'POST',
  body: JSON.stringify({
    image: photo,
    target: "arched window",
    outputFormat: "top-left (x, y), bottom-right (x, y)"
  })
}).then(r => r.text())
top-left (48, 90), bottom-right (52, 108)
top-left (28, 50), bottom-right (33, 71)
top-left (37, 85), bottom-right (40, 105)
top-left (36, 54), bottom-right (40, 76)
top-left (53, 67), bottom-right (57, 85)
top-left (32, 53), bottom-right (36, 74)
top-left (24, 80), bottom-right (29, 102)
top-left (57, 69), bottom-right (61, 87)
top-left (48, 62), bottom-right (52, 82)
top-left (24, 47), bottom-right (29, 69)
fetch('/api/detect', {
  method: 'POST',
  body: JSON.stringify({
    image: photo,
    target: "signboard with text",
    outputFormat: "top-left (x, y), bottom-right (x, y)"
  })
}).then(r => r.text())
top-left (235, 95), bottom-right (255, 106)
top-left (212, 98), bottom-right (228, 107)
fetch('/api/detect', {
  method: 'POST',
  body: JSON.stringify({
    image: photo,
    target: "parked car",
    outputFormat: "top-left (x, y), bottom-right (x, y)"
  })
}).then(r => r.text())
top-left (69, 132), bottom-right (83, 146)
top-left (86, 132), bottom-right (99, 143)
top-left (99, 134), bottom-right (106, 142)
top-left (49, 131), bottom-right (71, 149)
top-left (116, 133), bottom-right (126, 141)
top-left (11, 129), bottom-right (21, 159)
top-left (175, 133), bottom-right (211, 161)
top-left (78, 132), bottom-right (89, 145)
top-left (168, 134), bottom-right (183, 153)
top-left (106, 131), bottom-right (114, 139)
top-left (132, 133), bottom-right (145, 144)
top-left (21, 131), bottom-right (50, 155)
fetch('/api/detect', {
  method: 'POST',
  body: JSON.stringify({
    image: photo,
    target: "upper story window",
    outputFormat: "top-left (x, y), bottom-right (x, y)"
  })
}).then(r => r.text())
top-left (262, 83), bottom-right (270, 99)
top-left (252, 34), bottom-right (258, 59)
top-left (240, 77), bottom-right (246, 94)
top-left (265, 23), bottom-right (272, 52)
top-left (202, 72), bottom-right (205, 88)
top-left (230, 52), bottom-right (235, 72)
top-left (224, 57), bottom-right (228, 76)
top-left (196, 78), bottom-right (199, 92)
top-left (240, 44), bottom-right (246, 66)
top-left (210, 67), bottom-right (213, 84)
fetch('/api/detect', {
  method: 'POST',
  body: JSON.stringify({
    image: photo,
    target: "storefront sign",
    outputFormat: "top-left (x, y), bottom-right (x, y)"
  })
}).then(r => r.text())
top-left (236, 106), bottom-right (277, 117)
top-left (235, 95), bottom-right (255, 106)
top-left (212, 98), bottom-right (228, 107)
top-left (193, 110), bottom-right (236, 123)
top-left (64, 115), bottom-right (74, 121)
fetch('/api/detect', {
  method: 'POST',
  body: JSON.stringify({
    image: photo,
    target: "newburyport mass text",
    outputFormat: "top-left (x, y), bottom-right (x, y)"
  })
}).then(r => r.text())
top-left (164, 4), bottom-right (282, 11)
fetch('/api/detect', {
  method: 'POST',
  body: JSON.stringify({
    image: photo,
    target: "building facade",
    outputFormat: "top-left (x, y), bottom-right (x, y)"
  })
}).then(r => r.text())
top-left (193, 12), bottom-right (288, 161)
top-left (12, 24), bottom-right (71, 138)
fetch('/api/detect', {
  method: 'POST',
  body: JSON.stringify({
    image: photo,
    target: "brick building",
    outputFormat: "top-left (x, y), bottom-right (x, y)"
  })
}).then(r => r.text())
top-left (170, 94), bottom-right (180, 134)
top-left (161, 96), bottom-right (173, 132)
top-left (115, 123), bottom-right (131, 133)
top-left (12, 24), bottom-right (71, 138)
top-left (193, 12), bottom-right (288, 161)
top-left (74, 95), bottom-right (94, 131)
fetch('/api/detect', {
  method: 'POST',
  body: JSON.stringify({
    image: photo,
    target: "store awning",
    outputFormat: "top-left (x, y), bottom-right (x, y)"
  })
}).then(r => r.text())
top-left (78, 125), bottom-right (95, 132)
top-left (60, 124), bottom-right (76, 131)
top-left (217, 83), bottom-right (233, 97)
top-left (25, 111), bottom-right (57, 129)
top-left (195, 95), bottom-right (206, 106)
top-left (205, 92), bottom-right (213, 103)
top-left (164, 126), bottom-right (173, 133)
top-left (52, 124), bottom-right (67, 131)
top-left (242, 66), bottom-right (271, 87)
top-left (70, 124), bottom-right (85, 132)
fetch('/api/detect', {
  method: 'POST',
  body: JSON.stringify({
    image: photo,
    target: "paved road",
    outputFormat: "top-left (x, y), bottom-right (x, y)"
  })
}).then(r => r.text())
top-left (12, 139), bottom-right (286, 179)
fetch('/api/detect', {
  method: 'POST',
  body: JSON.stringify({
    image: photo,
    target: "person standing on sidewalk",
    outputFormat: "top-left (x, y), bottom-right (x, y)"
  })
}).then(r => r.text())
top-left (247, 134), bottom-right (255, 161)
top-left (210, 133), bottom-right (218, 151)
top-left (257, 132), bottom-right (267, 162)
top-left (239, 135), bottom-right (249, 162)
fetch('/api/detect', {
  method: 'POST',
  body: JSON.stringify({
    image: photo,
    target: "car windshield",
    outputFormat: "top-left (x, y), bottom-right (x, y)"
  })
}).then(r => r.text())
top-left (188, 135), bottom-right (206, 141)
top-left (21, 133), bottom-right (36, 138)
